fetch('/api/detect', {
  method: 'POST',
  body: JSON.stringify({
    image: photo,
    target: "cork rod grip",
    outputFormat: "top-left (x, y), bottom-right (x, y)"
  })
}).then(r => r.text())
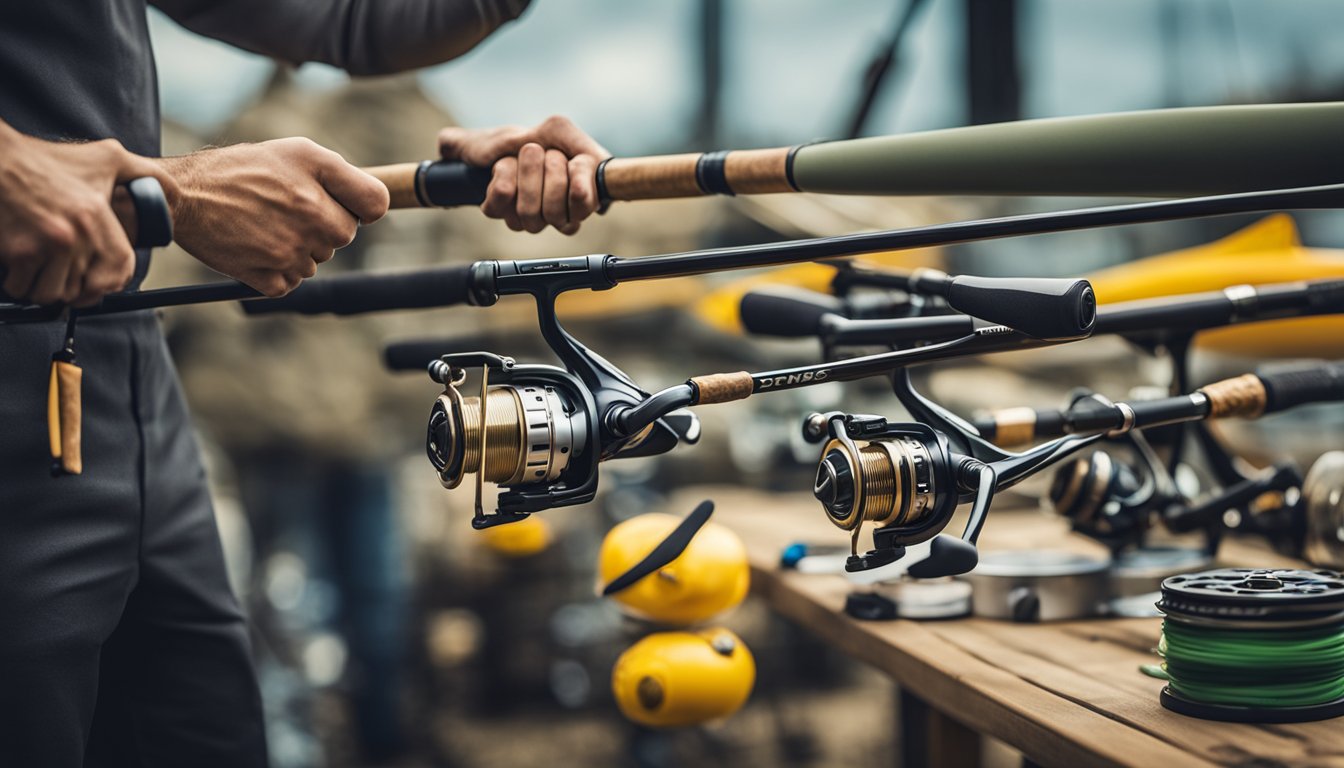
top-left (364, 147), bottom-right (797, 209)
top-left (365, 163), bottom-right (424, 209)
top-left (690, 372), bottom-right (755, 405)
top-left (1199, 374), bottom-right (1267, 419)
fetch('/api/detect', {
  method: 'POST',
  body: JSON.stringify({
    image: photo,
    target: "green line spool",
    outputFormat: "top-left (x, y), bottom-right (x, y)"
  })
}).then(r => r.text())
top-left (1153, 568), bottom-right (1344, 723)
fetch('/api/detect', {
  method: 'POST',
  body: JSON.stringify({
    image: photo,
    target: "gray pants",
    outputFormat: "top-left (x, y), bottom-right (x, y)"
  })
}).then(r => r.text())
top-left (0, 312), bottom-right (267, 767)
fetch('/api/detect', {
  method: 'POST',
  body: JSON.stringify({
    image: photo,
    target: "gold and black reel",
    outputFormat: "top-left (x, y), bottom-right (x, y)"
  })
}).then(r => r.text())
top-left (806, 414), bottom-right (985, 576)
top-left (425, 352), bottom-right (599, 527)
top-left (813, 432), bottom-right (938, 533)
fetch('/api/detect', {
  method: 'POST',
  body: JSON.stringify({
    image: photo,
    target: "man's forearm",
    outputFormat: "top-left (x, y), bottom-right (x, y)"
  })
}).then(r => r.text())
top-left (150, 0), bottom-right (530, 76)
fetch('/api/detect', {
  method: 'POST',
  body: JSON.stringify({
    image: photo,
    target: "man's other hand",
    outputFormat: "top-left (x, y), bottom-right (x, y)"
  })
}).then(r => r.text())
top-left (437, 116), bottom-right (610, 235)
top-left (161, 138), bottom-right (390, 297)
top-left (0, 123), bottom-right (170, 306)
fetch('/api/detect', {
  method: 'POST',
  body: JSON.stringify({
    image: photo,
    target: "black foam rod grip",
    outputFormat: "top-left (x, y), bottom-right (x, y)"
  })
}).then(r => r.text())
top-left (241, 265), bottom-right (474, 316)
top-left (740, 287), bottom-right (844, 337)
top-left (1260, 363), bottom-right (1344, 414)
top-left (127, 177), bottom-right (173, 248)
top-left (946, 276), bottom-right (1096, 340)
top-left (421, 161), bottom-right (494, 207)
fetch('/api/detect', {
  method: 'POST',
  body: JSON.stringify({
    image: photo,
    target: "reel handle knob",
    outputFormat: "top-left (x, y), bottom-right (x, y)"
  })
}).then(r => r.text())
top-left (905, 534), bottom-right (979, 578)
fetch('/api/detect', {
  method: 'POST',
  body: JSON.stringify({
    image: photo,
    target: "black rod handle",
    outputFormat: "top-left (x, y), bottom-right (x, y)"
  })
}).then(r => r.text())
top-left (240, 265), bottom-right (476, 316)
top-left (1260, 363), bottom-right (1344, 415)
top-left (739, 287), bottom-right (844, 337)
top-left (938, 275), bottom-right (1096, 340)
top-left (124, 177), bottom-right (173, 248)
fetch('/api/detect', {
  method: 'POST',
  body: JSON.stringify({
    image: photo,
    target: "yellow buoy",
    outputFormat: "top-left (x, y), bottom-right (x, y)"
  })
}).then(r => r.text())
top-left (478, 514), bottom-right (552, 558)
top-left (611, 628), bottom-right (755, 728)
top-left (598, 513), bottom-right (750, 625)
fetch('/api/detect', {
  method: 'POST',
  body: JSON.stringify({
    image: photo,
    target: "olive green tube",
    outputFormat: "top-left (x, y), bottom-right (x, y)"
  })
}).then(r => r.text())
top-left (791, 102), bottom-right (1344, 197)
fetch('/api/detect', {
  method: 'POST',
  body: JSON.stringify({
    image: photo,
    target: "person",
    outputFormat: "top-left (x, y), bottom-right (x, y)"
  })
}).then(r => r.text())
top-left (0, 1), bottom-right (608, 765)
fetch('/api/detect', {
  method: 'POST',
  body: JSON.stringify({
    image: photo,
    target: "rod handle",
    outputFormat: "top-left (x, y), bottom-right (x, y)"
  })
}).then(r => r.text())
top-left (914, 272), bottom-right (1096, 340)
top-left (364, 161), bottom-right (494, 209)
top-left (241, 264), bottom-right (475, 316)
top-left (118, 177), bottom-right (174, 248)
top-left (0, 177), bottom-right (172, 305)
top-left (1259, 363), bottom-right (1344, 415)
top-left (366, 149), bottom-right (798, 209)
top-left (739, 287), bottom-right (844, 337)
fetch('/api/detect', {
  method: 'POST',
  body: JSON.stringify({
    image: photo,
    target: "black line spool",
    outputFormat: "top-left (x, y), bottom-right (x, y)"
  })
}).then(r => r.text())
top-left (1154, 568), bottom-right (1344, 722)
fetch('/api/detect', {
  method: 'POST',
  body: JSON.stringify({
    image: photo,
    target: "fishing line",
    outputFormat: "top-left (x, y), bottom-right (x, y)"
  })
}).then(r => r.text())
top-left (1145, 568), bottom-right (1344, 722)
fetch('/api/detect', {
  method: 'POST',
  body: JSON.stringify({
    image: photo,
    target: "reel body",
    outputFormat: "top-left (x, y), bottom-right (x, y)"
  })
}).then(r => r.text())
top-left (808, 412), bottom-right (994, 577)
top-left (426, 353), bottom-right (600, 527)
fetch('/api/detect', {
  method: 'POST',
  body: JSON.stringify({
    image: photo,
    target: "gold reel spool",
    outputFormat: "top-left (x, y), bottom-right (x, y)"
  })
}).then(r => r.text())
top-left (814, 436), bottom-right (936, 533)
top-left (431, 366), bottom-right (577, 491)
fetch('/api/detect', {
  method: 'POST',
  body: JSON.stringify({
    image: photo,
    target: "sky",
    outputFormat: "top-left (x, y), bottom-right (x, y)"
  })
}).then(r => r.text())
top-left (151, 0), bottom-right (1344, 153)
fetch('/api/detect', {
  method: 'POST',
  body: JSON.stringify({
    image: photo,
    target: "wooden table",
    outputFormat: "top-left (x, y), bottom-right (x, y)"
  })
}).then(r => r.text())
top-left (662, 486), bottom-right (1343, 768)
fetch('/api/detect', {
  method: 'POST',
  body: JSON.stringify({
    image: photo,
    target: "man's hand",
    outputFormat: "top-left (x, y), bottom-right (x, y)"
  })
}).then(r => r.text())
top-left (0, 122), bottom-right (171, 306)
top-left (438, 116), bottom-right (610, 235)
top-left (160, 138), bottom-right (390, 297)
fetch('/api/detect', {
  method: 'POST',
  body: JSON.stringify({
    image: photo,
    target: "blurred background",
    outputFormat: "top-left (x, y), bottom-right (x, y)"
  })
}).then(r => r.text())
top-left (144, 1), bottom-right (1344, 766)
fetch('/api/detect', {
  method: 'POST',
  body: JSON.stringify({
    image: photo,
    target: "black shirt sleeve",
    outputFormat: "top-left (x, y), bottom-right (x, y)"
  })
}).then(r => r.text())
top-left (151, 0), bottom-right (532, 76)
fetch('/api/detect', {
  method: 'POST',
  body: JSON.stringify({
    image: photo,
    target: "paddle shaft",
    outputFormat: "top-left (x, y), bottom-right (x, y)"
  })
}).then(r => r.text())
top-left (366, 102), bottom-right (1344, 208)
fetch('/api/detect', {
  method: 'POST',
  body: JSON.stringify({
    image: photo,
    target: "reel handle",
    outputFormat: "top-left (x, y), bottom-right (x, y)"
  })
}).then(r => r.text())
top-left (241, 264), bottom-right (475, 316)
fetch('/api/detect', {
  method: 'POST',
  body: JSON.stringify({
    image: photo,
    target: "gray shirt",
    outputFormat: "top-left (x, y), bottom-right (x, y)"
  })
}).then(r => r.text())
top-left (0, 0), bottom-right (530, 156)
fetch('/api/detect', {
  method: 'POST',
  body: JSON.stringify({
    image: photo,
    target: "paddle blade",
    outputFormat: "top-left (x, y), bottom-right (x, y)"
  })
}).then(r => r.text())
top-left (602, 500), bottom-right (715, 596)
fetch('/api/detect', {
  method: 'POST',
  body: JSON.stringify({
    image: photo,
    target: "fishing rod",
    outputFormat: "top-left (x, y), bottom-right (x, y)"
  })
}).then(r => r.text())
top-left (368, 102), bottom-right (1344, 208)
top-left (742, 277), bottom-right (1344, 559)
top-left (4, 180), bottom-right (1340, 326)
top-left (803, 363), bottom-right (1344, 578)
top-left (742, 276), bottom-right (1344, 369)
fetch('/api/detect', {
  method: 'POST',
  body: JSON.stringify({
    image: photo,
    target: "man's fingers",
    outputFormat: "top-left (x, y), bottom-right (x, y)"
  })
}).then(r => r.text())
top-left (536, 115), bottom-right (611, 162)
top-left (567, 154), bottom-right (600, 223)
top-left (438, 125), bottom-right (528, 167)
top-left (27, 252), bottom-right (74, 305)
top-left (515, 143), bottom-right (546, 234)
top-left (541, 150), bottom-right (570, 231)
top-left (316, 157), bottom-right (390, 225)
top-left (481, 157), bottom-right (519, 219)
top-left (72, 207), bottom-right (135, 306)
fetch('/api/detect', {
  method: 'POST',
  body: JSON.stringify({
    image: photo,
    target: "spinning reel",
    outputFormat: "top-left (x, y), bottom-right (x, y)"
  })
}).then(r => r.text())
top-left (1036, 364), bottom-right (1344, 561)
top-left (425, 352), bottom-right (603, 528)
top-left (803, 363), bottom-right (1344, 577)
